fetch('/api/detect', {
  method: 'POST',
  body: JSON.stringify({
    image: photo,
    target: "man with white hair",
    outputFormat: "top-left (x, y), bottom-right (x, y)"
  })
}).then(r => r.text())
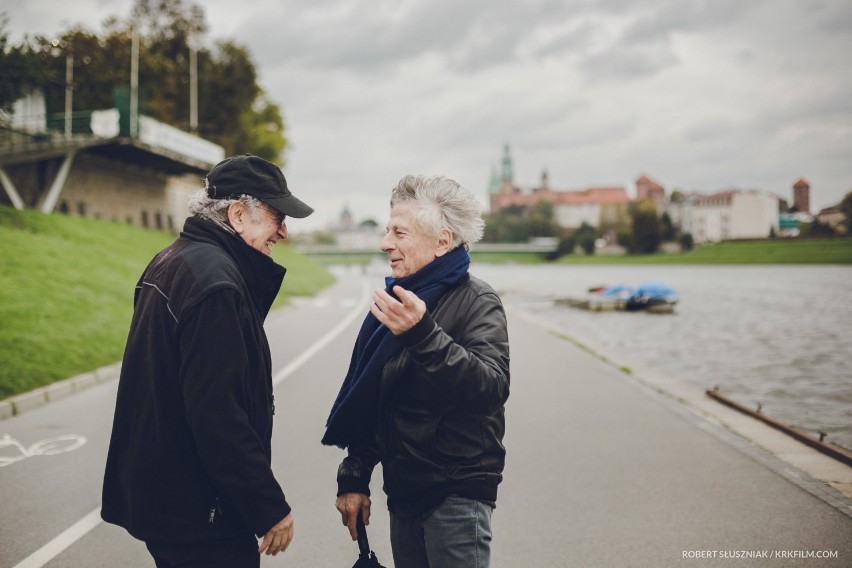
top-left (324, 175), bottom-right (511, 568)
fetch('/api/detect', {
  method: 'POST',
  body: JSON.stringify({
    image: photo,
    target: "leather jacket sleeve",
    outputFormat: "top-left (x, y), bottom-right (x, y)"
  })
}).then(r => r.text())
top-left (337, 443), bottom-right (380, 496)
top-left (397, 288), bottom-right (510, 414)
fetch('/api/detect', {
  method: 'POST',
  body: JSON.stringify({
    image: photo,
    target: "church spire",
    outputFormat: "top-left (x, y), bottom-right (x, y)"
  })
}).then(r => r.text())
top-left (501, 143), bottom-right (513, 183)
top-left (500, 143), bottom-right (515, 194)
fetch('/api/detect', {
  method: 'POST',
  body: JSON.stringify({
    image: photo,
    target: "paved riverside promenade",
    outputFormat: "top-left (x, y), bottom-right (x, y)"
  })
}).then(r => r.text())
top-left (1, 268), bottom-right (850, 567)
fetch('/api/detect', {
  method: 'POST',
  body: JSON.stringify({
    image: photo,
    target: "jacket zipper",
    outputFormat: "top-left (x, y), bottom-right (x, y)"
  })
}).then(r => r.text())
top-left (208, 498), bottom-right (223, 524)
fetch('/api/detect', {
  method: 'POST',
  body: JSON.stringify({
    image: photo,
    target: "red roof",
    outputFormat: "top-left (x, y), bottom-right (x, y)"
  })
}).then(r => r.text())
top-left (697, 190), bottom-right (739, 206)
top-left (491, 186), bottom-right (629, 209)
top-left (793, 177), bottom-right (810, 189)
top-left (636, 175), bottom-right (664, 191)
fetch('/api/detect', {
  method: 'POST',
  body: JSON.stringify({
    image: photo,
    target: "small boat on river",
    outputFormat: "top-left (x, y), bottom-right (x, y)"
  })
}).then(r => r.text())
top-left (556, 281), bottom-right (679, 314)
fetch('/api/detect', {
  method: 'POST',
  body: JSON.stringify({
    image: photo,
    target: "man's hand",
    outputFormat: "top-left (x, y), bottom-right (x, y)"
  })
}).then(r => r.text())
top-left (370, 285), bottom-right (426, 335)
top-left (258, 513), bottom-right (294, 556)
top-left (336, 492), bottom-right (372, 541)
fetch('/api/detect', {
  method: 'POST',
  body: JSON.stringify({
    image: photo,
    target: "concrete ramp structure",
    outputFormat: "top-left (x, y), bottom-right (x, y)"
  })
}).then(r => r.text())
top-left (0, 102), bottom-right (224, 233)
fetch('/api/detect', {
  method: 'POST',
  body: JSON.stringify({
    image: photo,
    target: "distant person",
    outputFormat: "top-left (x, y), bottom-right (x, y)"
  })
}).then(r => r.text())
top-left (323, 175), bottom-right (510, 568)
top-left (102, 154), bottom-right (313, 567)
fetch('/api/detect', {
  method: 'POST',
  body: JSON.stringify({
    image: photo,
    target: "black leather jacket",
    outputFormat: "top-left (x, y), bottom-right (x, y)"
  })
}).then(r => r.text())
top-left (338, 273), bottom-right (510, 514)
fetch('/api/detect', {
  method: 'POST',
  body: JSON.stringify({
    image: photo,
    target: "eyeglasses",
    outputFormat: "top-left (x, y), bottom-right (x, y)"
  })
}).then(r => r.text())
top-left (261, 205), bottom-right (286, 228)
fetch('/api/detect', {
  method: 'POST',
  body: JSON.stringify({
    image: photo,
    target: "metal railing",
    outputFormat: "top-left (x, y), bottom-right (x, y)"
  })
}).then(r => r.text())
top-left (0, 111), bottom-right (100, 156)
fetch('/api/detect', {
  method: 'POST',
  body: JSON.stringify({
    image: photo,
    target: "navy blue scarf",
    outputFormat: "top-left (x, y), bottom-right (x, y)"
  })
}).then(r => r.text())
top-left (321, 246), bottom-right (470, 449)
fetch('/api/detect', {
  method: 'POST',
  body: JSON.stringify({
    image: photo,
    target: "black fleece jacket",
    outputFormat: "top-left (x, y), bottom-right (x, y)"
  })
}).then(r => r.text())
top-left (102, 217), bottom-right (290, 544)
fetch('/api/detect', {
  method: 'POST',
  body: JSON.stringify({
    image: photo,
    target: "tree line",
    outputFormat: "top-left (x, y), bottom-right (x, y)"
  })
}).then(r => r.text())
top-left (0, 0), bottom-right (286, 164)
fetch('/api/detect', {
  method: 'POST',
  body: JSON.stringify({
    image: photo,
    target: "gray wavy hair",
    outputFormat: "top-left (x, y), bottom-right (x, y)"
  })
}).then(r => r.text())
top-left (389, 175), bottom-right (485, 249)
top-left (187, 188), bottom-right (265, 233)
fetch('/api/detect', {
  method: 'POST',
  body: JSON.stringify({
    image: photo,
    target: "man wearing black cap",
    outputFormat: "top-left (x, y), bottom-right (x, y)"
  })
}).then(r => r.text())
top-left (102, 154), bottom-right (313, 566)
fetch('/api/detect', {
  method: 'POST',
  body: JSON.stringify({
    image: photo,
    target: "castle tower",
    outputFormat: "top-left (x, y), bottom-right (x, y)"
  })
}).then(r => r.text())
top-left (793, 178), bottom-right (810, 213)
top-left (500, 143), bottom-right (514, 194)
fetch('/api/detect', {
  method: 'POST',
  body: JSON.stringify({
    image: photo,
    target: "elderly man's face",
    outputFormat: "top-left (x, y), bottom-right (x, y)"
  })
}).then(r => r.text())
top-left (381, 203), bottom-right (443, 278)
top-left (230, 202), bottom-right (288, 255)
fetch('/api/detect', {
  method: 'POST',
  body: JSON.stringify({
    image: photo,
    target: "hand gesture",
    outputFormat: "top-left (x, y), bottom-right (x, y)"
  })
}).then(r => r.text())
top-left (370, 285), bottom-right (426, 335)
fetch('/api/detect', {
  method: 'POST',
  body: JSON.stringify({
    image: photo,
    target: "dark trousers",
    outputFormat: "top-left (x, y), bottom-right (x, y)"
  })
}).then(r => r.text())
top-left (145, 535), bottom-right (259, 568)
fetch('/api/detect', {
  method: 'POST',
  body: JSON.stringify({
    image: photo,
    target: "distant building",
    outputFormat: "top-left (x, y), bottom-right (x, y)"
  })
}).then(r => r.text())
top-left (635, 175), bottom-right (665, 206)
top-left (488, 144), bottom-right (630, 232)
top-left (793, 178), bottom-right (811, 213)
top-left (690, 190), bottom-right (780, 243)
top-left (327, 206), bottom-right (382, 250)
top-left (816, 204), bottom-right (848, 235)
top-left (0, 91), bottom-right (224, 233)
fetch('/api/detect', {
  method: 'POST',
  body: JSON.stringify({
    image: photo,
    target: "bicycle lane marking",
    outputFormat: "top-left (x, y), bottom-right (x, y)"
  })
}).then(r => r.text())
top-left (11, 277), bottom-right (370, 568)
top-left (0, 434), bottom-right (88, 468)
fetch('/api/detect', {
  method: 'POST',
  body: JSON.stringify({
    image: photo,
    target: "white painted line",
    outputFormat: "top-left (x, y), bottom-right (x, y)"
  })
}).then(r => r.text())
top-left (13, 279), bottom-right (370, 568)
top-left (13, 507), bottom-right (102, 568)
top-left (273, 279), bottom-right (370, 387)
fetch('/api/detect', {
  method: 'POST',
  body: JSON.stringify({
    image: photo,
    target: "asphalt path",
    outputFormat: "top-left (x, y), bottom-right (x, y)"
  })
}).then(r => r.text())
top-left (1, 265), bottom-right (850, 567)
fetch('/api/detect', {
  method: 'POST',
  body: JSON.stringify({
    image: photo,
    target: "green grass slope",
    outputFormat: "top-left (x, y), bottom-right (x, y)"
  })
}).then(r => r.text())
top-left (0, 206), bottom-right (334, 399)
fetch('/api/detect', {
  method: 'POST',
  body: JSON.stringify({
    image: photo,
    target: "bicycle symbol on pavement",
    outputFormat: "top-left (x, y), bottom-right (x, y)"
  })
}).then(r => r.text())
top-left (0, 433), bottom-right (87, 468)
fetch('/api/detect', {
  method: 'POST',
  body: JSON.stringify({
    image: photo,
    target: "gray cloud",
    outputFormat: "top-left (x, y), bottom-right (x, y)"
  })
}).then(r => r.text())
top-left (5, 0), bottom-right (852, 225)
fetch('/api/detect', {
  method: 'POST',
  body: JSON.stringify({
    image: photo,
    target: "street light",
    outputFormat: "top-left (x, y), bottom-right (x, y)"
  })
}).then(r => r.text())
top-left (51, 39), bottom-right (73, 140)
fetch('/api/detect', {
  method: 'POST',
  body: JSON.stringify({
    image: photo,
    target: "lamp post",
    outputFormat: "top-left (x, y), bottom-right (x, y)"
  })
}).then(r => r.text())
top-left (189, 38), bottom-right (198, 134)
top-left (65, 50), bottom-right (73, 139)
top-left (130, 28), bottom-right (139, 138)
top-left (52, 39), bottom-right (73, 140)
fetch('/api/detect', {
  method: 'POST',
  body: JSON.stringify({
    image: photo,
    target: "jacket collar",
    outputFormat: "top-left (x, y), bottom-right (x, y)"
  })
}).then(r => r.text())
top-left (180, 217), bottom-right (286, 319)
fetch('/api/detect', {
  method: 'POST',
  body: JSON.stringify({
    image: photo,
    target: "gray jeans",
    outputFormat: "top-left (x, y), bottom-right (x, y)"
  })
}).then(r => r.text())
top-left (390, 495), bottom-right (494, 568)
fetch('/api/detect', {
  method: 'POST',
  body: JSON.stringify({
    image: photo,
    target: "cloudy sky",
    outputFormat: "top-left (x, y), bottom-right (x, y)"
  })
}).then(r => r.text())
top-left (5, 0), bottom-right (852, 231)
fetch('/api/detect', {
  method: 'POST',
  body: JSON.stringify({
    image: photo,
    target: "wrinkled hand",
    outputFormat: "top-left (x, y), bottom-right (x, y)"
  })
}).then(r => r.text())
top-left (258, 513), bottom-right (294, 556)
top-left (370, 285), bottom-right (425, 335)
top-left (336, 492), bottom-right (372, 541)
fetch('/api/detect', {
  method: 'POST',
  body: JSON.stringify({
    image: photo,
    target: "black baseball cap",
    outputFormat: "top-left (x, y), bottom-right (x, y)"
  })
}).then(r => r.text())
top-left (206, 154), bottom-right (314, 218)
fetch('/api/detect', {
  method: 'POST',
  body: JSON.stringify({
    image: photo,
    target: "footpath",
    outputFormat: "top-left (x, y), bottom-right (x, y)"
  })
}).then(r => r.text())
top-left (1, 270), bottom-right (850, 567)
top-left (490, 304), bottom-right (851, 567)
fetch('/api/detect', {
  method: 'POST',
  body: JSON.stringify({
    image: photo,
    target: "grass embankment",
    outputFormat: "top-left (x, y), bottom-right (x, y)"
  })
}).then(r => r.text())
top-left (0, 206), bottom-right (334, 399)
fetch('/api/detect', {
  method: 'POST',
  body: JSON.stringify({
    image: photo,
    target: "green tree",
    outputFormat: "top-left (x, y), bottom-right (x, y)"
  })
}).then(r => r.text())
top-left (526, 199), bottom-right (560, 238)
top-left (546, 234), bottom-right (575, 260)
top-left (629, 199), bottom-right (662, 254)
top-left (228, 92), bottom-right (287, 163)
top-left (483, 205), bottom-right (529, 243)
top-left (841, 191), bottom-right (852, 235)
top-left (660, 211), bottom-right (676, 241)
top-left (574, 222), bottom-right (598, 255)
top-left (6, 0), bottom-right (287, 163)
top-left (0, 16), bottom-right (50, 114)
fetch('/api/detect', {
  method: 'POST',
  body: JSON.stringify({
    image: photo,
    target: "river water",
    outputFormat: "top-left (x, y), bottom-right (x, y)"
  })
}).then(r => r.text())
top-left (469, 263), bottom-right (852, 451)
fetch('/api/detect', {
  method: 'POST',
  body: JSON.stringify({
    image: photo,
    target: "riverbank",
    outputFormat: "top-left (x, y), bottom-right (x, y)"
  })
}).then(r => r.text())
top-left (550, 237), bottom-right (852, 265)
top-left (508, 306), bottom-right (852, 503)
top-left (473, 262), bottom-right (852, 455)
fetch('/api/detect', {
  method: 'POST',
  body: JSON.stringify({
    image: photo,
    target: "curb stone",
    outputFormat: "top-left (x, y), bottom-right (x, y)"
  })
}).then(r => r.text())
top-left (1, 361), bottom-right (122, 420)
